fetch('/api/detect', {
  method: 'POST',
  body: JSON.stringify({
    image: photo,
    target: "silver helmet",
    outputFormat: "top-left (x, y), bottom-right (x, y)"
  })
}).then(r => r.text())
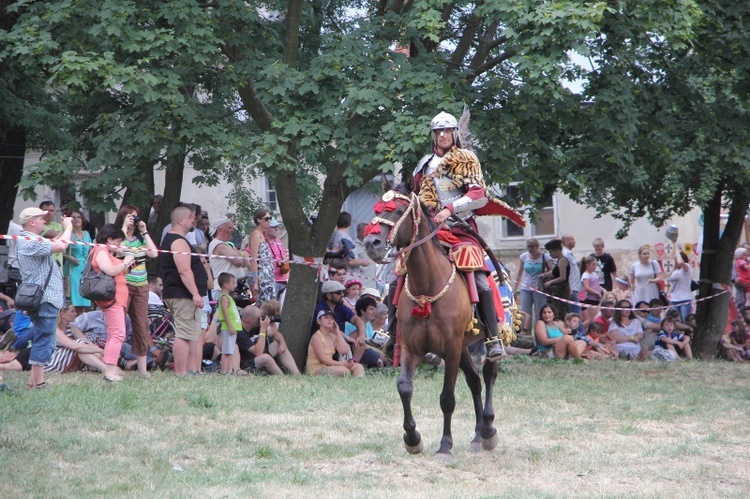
top-left (430, 112), bottom-right (459, 148)
top-left (430, 112), bottom-right (458, 130)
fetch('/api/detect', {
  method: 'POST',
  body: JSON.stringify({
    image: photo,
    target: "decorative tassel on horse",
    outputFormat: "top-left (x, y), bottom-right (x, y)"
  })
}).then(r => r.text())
top-left (410, 300), bottom-right (432, 318)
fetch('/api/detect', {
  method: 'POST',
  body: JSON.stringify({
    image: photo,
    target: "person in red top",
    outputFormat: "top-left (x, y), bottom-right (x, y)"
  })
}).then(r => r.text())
top-left (92, 224), bottom-right (135, 382)
top-left (412, 111), bottom-right (525, 361)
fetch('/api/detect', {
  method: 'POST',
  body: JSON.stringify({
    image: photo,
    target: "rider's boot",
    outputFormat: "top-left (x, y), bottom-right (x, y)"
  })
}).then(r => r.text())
top-left (477, 288), bottom-right (506, 362)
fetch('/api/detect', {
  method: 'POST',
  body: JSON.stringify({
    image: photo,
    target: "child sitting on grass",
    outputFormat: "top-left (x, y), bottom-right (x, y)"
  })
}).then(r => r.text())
top-left (580, 321), bottom-right (617, 360)
top-left (722, 319), bottom-right (749, 363)
top-left (216, 273), bottom-right (241, 375)
top-left (652, 317), bottom-right (692, 361)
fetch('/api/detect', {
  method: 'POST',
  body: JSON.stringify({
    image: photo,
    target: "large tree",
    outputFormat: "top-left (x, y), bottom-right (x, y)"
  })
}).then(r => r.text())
top-left (3, 0), bottom-right (708, 364)
top-left (0, 0), bottom-right (71, 231)
top-left (560, 0), bottom-right (750, 357)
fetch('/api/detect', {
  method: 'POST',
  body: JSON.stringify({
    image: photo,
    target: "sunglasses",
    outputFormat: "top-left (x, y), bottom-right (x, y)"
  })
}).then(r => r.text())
top-left (262, 216), bottom-right (272, 221)
top-left (331, 291), bottom-right (344, 295)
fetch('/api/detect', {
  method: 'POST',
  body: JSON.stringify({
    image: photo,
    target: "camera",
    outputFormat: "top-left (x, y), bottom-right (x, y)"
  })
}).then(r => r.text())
top-left (261, 314), bottom-right (282, 323)
top-left (132, 215), bottom-right (142, 224)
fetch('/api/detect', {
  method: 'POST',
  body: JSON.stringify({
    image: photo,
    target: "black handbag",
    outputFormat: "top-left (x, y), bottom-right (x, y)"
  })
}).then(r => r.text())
top-left (79, 250), bottom-right (116, 302)
top-left (15, 264), bottom-right (54, 312)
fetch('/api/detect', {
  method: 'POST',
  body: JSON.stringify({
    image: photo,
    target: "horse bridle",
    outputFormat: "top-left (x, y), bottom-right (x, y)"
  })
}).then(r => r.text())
top-left (370, 190), bottom-right (445, 264)
top-left (370, 190), bottom-right (421, 254)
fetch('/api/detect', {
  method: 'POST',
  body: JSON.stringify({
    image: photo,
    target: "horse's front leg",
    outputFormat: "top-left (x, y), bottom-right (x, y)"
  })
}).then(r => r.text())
top-left (397, 349), bottom-right (423, 454)
top-left (480, 357), bottom-right (499, 450)
top-left (436, 348), bottom-right (461, 460)
top-left (459, 346), bottom-right (486, 453)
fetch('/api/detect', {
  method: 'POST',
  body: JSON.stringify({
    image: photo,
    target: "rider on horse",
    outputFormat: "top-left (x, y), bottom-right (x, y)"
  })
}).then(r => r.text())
top-left (412, 111), bottom-right (525, 362)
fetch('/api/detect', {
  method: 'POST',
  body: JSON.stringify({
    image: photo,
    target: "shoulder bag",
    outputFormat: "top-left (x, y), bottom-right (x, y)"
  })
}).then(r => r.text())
top-left (79, 248), bottom-right (117, 302)
top-left (15, 263), bottom-right (54, 312)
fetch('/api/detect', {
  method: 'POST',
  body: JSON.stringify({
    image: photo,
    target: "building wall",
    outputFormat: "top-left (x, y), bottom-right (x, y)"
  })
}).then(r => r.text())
top-left (479, 191), bottom-right (705, 282)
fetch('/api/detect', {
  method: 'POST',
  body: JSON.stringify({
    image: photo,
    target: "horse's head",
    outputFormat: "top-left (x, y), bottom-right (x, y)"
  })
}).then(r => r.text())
top-left (364, 186), bottom-right (420, 262)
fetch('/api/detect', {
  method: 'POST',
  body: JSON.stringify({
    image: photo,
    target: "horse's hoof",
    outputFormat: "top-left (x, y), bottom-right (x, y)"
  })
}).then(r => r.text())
top-left (405, 439), bottom-right (424, 454)
top-left (435, 451), bottom-right (454, 463)
top-left (469, 440), bottom-right (483, 453)
top-left (482, 433), bottom-right (499, 451)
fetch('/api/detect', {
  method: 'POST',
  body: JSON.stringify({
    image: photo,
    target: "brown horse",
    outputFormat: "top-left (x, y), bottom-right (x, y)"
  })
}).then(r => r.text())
top-left (363, 185), bottom-right (499, 459)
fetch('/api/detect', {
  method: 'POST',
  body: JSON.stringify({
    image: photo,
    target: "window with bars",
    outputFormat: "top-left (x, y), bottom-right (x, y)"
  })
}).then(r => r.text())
top-left (266, 178), bottom-right (278, 212)
top-left (501, 183), bottom-right (555, 238)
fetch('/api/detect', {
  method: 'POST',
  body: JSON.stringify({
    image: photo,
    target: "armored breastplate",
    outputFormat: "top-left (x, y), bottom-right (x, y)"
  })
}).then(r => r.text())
top-left (432, 173), bottom-right (488, 222)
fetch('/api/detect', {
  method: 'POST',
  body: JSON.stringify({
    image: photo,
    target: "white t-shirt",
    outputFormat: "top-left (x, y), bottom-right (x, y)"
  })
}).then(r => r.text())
top-left (208, 238), bottom-right (246, 290)
top-left (669, 266), bottom-right (694, 302)
top-left (148, 291), bottom-right (164, 307)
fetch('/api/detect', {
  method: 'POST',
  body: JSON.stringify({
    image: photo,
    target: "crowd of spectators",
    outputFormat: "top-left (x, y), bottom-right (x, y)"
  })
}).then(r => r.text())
top-left (3, 196), bottom-right (750, 391)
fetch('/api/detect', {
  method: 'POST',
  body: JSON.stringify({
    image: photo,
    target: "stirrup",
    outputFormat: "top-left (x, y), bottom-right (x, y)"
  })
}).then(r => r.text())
top-left (484, 338), bottom-right (506, 360)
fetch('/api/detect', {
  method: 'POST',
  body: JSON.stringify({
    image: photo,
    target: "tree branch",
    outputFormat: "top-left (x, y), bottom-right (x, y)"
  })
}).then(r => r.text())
top-left (283, 0), bottom-right (303, 68)
top-left (449, 13), bottom-right (482, 71)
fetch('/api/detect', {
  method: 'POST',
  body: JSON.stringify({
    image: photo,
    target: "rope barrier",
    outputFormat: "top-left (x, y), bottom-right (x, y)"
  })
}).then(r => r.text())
top-left (510, 280), bottom-right (730, 311)
top-left (0, 232), bottom-right (388, 285)
top-left (2, 233), bottom-right (734, 304)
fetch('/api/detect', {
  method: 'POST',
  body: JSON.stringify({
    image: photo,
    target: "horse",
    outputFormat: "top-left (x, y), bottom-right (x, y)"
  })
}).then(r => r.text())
top-left (363, 184), bottom-right (499, 459)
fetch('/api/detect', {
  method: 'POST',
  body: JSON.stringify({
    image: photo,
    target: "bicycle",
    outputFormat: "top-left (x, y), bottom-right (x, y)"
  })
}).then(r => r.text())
top-left (147, 306), bottom-right (175, 370)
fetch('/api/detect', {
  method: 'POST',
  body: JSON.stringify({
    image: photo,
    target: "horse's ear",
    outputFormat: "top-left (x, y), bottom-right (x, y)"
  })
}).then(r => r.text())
top-left (382, 173), bottom-right (394, 193)
top-left (403, 172), bottom-right (414, 193)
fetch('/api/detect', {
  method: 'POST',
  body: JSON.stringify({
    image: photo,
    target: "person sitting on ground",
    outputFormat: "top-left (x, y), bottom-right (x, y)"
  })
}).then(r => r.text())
top-left (534, 304), bottom-right (584, 360)
top-left (307, 309), bottom-right (365, 377)
top-left (721, 319), bottom-right (749, 362)
top-left (652, 317), bottom-right (681, 362)
top-left (608, 299), bottom-right (645, 360)
top-left (234, 305), bottom-right (288, 375)
top-left (589, 300), bottom-right (618, 354)
top-left (342, 279), bottom-right (361, 312)
top-left (0, 304), bottom-right (108, 375)
top-left (360, 287), bottom-right (382, 302)
top-left (343, 296), bottom-right (384, 367)
top-left (579, 322), bottom-right (616, 360)
top-left (311, 280), bottom-right (370, 363)
top-left (216, 273), bottom-right (241, 375)
top-left (371, 302), bottom-right (388, 331)
top-left (45, 303), bottom-right (107, 373)
top-left (0, 310), bottom-right (16, 351)
top-left (663, 309), bottom-right (694, 339)
top-left (633, 300), bottom-right (660, 354)
top-left (258, 299), bottom-right (300, 374)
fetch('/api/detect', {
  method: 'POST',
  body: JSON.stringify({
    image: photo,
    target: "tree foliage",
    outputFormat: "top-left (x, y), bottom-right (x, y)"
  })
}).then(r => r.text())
top-left (6, 0), bottom-right (740, 361)
top-left (560, 0), bottom-right (750, 355)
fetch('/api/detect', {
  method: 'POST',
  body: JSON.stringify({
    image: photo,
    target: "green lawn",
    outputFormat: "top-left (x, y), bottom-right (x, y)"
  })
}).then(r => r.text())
top-left (1, 360), bottom-right (749, 498)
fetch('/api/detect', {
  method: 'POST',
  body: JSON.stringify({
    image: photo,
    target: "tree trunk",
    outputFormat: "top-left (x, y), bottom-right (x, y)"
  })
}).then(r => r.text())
top-left (693, 188), bottom-right (749, 358)
top-left (157, 152), bottom-right (187, 239)
top-left (274, 156), bottom-right (360, 369)
top-left (0, 129), bottom-right (25, 234)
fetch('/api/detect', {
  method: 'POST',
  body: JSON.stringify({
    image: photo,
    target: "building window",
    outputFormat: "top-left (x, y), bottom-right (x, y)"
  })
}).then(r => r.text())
top-left (501, 183), bottom-right (555, 238)
top-left (266, 178), bottom-right (278, 212)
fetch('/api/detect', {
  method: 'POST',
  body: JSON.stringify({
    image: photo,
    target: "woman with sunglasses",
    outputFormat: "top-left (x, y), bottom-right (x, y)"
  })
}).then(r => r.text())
top-left (608, 299), bottom-right (645, 360)
top-left (247, 209), bottom-right (276, 307)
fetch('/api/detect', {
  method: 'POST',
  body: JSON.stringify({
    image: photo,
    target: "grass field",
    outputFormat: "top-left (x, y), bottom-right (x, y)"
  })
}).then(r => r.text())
top-left (1, 359), bottom-right (749, 498)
